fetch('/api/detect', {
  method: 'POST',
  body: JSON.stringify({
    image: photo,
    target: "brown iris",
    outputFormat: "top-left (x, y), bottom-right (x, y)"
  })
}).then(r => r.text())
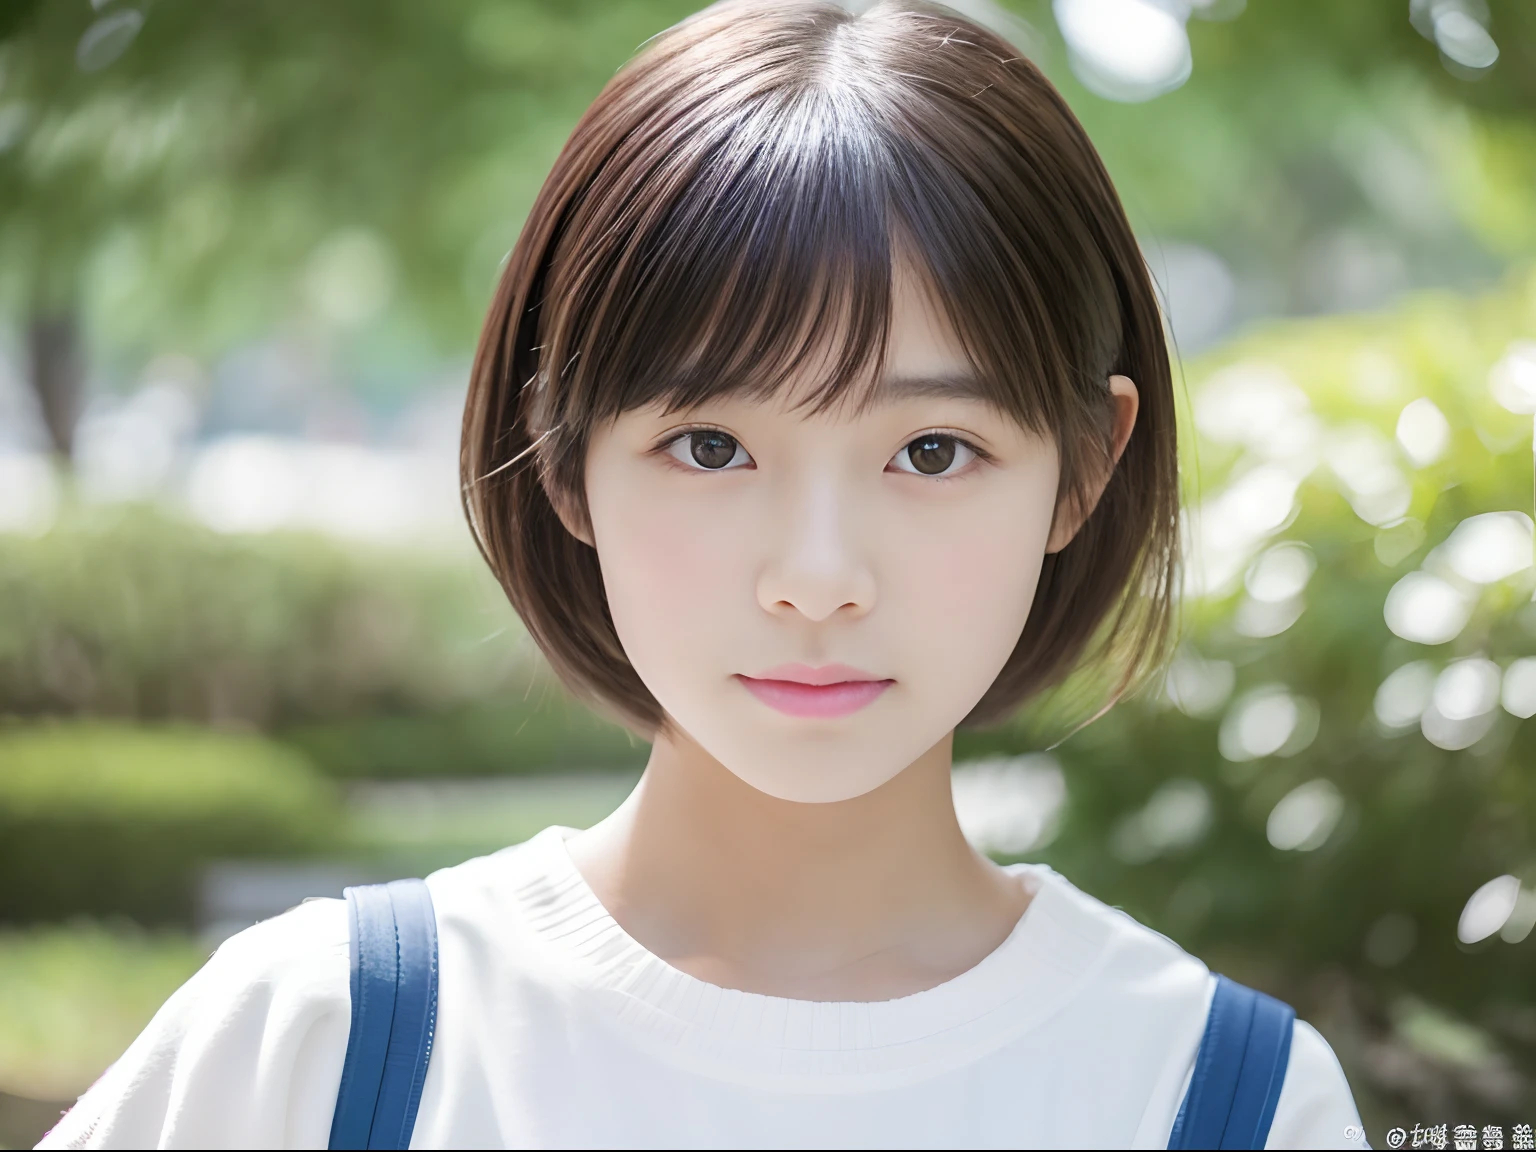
top-left (689, 431), bottom-right (738, 469)
top-left (906, 434), bottom-right (956, 475)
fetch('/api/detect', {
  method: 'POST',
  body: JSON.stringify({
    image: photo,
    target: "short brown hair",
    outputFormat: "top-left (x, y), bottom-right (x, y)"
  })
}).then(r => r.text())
top-left (462, 0), bottom-right (1179, 736)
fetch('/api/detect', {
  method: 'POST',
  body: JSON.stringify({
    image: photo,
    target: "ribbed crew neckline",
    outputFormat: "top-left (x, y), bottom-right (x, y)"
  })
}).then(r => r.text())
top-left (500, 826), bottom-right (1114, 1087)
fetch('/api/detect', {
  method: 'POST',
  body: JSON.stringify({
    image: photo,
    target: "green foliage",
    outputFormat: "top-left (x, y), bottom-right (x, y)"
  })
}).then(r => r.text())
top-left (3, 0), bottom-right (1536, 365)
top-left (1013, 0), bottom-right (1536, 288)
top-left (0, 921), bottom-right (205, 1099)
top-left (0, 722), bottom-right (338, 923)
top-left (0, 0), bottom-right (699, 352)
top-left (0, 504), bottom-right (522, 725)
top-left (0, 503), bottom-right (645, 775)
top-left (4, 0), bottom-right (1534, 1128)
top-left (958, 267), bottom-right (1536, 1122)
top-left (344, 772), bottom-right (640, 877)
top-left (284, 700), bottom-right (644, 780)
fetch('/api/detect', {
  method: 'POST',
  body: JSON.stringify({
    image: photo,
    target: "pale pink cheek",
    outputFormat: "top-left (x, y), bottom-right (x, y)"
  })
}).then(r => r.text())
top-left (955, 541), bottom-right (1041, 609)
top-left (910, 500), bottom-right (1045, 603)
top-left (921, 548), bottom-right (1040, 687)
top-left (626, 499), bottom-right (738, 582)
top-left (896, 553), bottom-right (1019, 649)
top-left (602, 495), bottom-right (748, 650)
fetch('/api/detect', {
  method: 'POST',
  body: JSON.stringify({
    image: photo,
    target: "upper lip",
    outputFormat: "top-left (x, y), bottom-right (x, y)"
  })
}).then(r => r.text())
top-left (744, 663), bottom-right (888, 685)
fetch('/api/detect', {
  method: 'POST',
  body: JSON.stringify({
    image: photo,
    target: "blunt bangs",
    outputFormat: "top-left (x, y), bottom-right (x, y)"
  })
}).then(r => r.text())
top-left (552, 75), bottom-right (897, 434)
top-left (463, 0), bottom-right (1180, 735)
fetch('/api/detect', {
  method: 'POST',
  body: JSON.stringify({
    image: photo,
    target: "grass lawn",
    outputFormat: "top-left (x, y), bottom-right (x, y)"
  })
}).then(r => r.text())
top-left (0, 922), bottom-right (208, 1102)
top-left (0, 773), bottom-right (641, 1107)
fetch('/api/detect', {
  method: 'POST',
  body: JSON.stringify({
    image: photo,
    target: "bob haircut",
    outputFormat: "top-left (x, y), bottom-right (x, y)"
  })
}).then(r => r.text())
top-left (462, 0), bottom-right (1179, 736)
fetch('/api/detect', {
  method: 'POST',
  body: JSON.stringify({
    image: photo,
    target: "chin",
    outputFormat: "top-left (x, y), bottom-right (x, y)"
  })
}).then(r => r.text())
top-left (699, 716), bottom-right (921, 804)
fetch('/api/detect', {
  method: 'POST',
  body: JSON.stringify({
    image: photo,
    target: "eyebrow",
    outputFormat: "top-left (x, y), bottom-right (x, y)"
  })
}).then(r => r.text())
top-left (655, 371), bottom-right (994, 421)
top-left (862, 372), bottom-right (991, 407)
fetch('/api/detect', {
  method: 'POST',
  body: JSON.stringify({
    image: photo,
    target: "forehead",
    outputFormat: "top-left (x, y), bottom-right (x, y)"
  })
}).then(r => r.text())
top-left (884, 266), bottom-right (969, 379)
top-left (705, 264), bottom-right (990, 419)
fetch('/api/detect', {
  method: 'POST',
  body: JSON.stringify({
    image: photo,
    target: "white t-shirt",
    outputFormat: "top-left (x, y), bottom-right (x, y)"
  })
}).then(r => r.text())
top-left (39, 826), bottom-right (1367, 1150)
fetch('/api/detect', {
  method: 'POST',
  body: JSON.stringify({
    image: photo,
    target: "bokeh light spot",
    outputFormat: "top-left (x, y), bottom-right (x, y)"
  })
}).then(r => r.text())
top-left (1266, 779), bottom-right (1344, 852)
top-left (1054, 0), bottom-right (1191, 103)
top-left (1374, 660), bottom-right (1437, 730)
top-left (1233, 595), bottom-right (1305, 639)
top-left (1163, 650), bottom-right (1236, 718)
top-left (1111, 779), bottom-right (1212, 863)
top-left (1502, 890), bottom-right (1536, 944)
top-left (1194, 363), bottom-right (1311, 449)
top-left (1328, 426), bottom-right (1411, 526)
top-left (1395, 398), bottom-right (1451, 467)
top-left (1458, 874), bottom-right (1519, 944)
top-left (1438, 512), bottom-right (1533, 585)
top-left (1433, 8), bottom-right (1499, 70)
top-left (76, 9), bottom-right (144, 73)
top-left (1433, 657), bottom-right (1502, 721)
top-left (1219, 686), bottom-right (1317, 761)
top-left (1245, 542), bottom-right (1316, 603)
top-left (1490, 341), bottom-right (1536, 414)
top-left (1383, 571), bottom-right (1474, 645)
top-left (951, 755), bottom-right (1066, 857)
top-left (1502, 657), bottom-right (1536, 719)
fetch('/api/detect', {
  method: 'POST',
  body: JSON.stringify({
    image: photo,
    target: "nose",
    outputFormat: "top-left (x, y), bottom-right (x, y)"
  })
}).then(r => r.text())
top-left (754, 475), bottom-right (878, 623)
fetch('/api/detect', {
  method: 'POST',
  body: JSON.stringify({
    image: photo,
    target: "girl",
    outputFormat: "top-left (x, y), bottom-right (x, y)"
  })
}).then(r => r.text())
top-left (43, 1), bottom-right (1368, 1147)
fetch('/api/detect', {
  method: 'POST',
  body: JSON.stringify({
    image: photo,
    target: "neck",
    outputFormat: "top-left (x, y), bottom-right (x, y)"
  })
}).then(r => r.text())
top-left (566, 727), bottom-right (1030, 1001)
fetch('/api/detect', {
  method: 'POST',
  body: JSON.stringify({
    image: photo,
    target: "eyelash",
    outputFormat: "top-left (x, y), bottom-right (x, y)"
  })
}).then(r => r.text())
top-left (652, 425), bottom-right (994, 480)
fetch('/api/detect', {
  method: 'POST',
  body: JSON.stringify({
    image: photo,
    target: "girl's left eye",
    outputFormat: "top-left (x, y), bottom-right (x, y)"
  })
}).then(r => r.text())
top-left (888, 433), bottom-right (978, 477)
top-left (663, 429), bottom-right (754, 471)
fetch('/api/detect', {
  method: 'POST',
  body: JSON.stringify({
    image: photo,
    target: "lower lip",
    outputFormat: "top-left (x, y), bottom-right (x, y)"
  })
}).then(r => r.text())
top-left (735, 676), bottom-right (894, 719)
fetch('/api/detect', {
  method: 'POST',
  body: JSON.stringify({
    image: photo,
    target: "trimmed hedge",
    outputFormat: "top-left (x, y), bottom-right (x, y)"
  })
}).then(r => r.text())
top-left (0, 506), bottom-right (645, 777)
top-left (0, 722), bottom-right (339, 924)
top-left (0, 505), bottom-right (529, 728)
top-left (282, 699), bottom-right (646, 779)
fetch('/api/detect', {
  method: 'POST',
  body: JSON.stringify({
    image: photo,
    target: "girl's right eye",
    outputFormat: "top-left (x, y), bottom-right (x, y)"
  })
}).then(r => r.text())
top-left (664, 429), bottom-right (753, 471)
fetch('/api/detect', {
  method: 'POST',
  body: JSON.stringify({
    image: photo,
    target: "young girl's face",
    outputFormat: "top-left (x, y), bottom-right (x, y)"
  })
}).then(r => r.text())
top-left (579, 271), bottom-right (1093, 803)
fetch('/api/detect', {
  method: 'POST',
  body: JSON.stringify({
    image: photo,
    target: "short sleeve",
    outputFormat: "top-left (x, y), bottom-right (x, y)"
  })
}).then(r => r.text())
top-left (36, 898), bottom-right (351, 1151)
top-left (1265, 1019), bottom-right (1370, 1150)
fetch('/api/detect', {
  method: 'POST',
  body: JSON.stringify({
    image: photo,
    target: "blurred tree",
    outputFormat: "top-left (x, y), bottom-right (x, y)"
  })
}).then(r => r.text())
top-left (0, 0), bottom-right (701, 455)
top-left (0, 0), bottom-right (1533, 457)
top-left (1020, 0), bottom-right (1536, 326)
top-left (957, 265), bottom-right (1536, 1128)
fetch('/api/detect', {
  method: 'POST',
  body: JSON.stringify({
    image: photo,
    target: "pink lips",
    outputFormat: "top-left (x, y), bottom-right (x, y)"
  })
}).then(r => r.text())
top-left (735, 663), bottom-right (894, 719)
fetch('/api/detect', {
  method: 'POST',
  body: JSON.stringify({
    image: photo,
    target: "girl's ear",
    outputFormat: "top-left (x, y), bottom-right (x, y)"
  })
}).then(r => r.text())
top-left (542, 473), bottom-right (596, 547)
top-left (1045, 374), bottom-right (1139, 554)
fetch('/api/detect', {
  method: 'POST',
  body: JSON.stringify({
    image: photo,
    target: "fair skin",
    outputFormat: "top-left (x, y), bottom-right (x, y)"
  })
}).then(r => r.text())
top-left (561, 269), bottom-right (1138, 1001)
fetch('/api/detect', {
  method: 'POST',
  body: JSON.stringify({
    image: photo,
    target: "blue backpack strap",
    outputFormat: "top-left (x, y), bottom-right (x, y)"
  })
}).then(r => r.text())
top-left (328, 879), bottom-right (440, 1151)
top-left (1168, 974), bottom-right (1295, 1150)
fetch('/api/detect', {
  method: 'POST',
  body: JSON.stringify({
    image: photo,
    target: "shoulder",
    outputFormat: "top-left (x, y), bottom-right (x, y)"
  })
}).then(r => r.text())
top-left (40, 897), bottom-right (351, 1149)
top-left (1017, 863), bottom-right (1215, 1008)
top-left (167, 892), bottom-right (353, 1031)
top-left (1267, 1020), bottom-right (1368, 1149)
top-left (1018, 867), bottom-right (1364, 1149)
top-left (420, 826), bottom-right (582, 957)
top-left (1012, 865), bottom-right (1216, 1143)
top-left (203, 891), bottom-right (353, 1003)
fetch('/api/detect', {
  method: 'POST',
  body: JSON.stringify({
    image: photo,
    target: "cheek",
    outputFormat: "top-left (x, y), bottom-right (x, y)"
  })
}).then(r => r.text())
top-left (889, 481), bottom-right (1054, 667)
top-left (586, 473), bottom-right (750, 682)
